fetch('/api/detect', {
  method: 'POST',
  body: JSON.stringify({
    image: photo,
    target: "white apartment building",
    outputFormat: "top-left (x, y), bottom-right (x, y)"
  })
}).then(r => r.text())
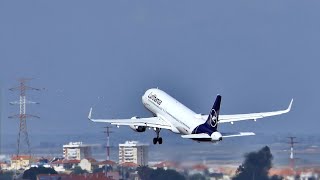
top-left (63, 142), bottom-right (92, 160)
top-left (119, 141), bottom-right (148, 166)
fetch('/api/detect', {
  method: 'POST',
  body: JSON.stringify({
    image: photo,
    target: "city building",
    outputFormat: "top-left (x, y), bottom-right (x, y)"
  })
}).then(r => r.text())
top-left (152, 161), bottom-right (179, 170)
top-left (0, 161), bottom-right (10, 170)
top-left (63, 142), bottom-right (93, 160)
top-left (95, 160), bottom-right (117, 172)
top-left (10, 155), bottom-right (33, 170)
top-left (95, 160), bottom-right (117, 168)
top-left (37, 173), bottom-right (114, 180)
top-left (79, 158), bottom-right (98, 172)
top-left (119, 141), bottom-right (148, 166)
top-left (51, 159), bottom-right (80, 172)
top-left (79, 159), bottom-right (118, 173)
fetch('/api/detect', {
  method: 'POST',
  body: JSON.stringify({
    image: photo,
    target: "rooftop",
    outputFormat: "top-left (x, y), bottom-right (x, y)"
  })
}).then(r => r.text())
top-left (37, 173), bottom-right (113, 180)
top-left (153, 161), bottom-right (179, 169)
top-left (51, 159), bottom-right (80, 164)
top-left (63, 141), bottom-right (100, 148)
top-left (119, 162), bottom-right (139, 168)
top-left (192, 164), bottom-right (208, 171)
top-left (11, 155), bottom-right (32, 161)
top-left (94, 160), bottom-right (117, 166)
top-left (119, 141), bottom-right (149, 147)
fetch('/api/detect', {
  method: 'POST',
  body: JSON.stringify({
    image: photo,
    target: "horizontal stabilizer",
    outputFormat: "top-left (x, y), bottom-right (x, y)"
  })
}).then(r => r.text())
top-left (181, 132), bottom-right (255, 139)
top-left (222, 132), bottom-right (255, 138)
top-left (181, 133), bottom-right (211, 139)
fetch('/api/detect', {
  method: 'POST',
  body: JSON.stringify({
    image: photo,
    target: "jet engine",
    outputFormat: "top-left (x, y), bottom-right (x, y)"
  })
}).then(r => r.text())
top-left (129, 116), bottom-right (146, 132)
top-left (129, 125), bottom-right (146, 132)
top-left (211, 131), bottom-right (223, 141)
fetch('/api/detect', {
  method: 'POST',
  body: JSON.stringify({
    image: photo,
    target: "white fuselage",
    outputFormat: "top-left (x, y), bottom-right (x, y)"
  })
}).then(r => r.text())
top-left (142, 88), bottom-right (205, 135)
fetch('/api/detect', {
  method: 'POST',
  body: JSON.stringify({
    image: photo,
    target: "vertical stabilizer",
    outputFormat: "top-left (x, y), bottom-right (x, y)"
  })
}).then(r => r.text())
top-left (192, 95), bottom-right (222, 135)
top-left (206, 95), bottom-right (221, 131)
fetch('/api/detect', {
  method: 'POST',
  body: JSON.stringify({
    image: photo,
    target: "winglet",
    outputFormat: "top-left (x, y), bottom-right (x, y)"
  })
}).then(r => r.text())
top-left (286, 99), bottom-right (293, 113)
top-left (88, 107), bottom-right (93, 120)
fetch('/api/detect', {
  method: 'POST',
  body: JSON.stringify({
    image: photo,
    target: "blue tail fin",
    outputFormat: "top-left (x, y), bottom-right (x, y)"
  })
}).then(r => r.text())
top-left (206, 95), bottom-right (221, 131)
top-left (192, 95), bottom-right (222, 135)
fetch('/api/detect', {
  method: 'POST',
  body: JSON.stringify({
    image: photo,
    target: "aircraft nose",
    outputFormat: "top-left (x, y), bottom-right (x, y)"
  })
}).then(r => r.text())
top-left (142, 89), bottom-right (151, 102)
top-left (143, 90), bottom-right (149, 98)
top-left (144, 89), bottom-right (154, 97)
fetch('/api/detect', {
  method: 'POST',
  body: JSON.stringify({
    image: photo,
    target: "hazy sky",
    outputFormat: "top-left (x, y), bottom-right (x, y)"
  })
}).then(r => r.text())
top-left (1, 1), bottom-right (319, 138)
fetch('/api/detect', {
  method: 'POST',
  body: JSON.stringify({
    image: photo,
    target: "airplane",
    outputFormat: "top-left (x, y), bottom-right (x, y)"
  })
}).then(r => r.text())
top-left (88, 88), bottom-right (293, 145)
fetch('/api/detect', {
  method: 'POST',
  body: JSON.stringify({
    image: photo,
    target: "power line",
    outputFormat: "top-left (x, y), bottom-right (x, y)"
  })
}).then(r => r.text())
top-left (103, 126), bottom-right (113, 161)
top-left (287, 136), bottom-right (298, 170)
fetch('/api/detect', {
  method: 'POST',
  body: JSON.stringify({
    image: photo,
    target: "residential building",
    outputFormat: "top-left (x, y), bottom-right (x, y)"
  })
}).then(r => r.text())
top-left (79, 159), bottom-right (118, 173)
top-left (63, 142), bottom-right (93, 160)
top-left (10, 155), bottom-right (33, 170)
top-left (95, 160), bottom-right (117, 172)
top-left (51, 159), bottom-right (80, 172)
top-left (79, 158), bottom-right (98, 172)
top-left (95, 160), bottom-right (116, 169)
top-left (119, 141), bottom-right (148, 166)
top-left (0, 161), bottom-right (10, 170)
top-left (152, 161), bottom-right (179, 170)
top-left (37, 172), bottom-right (114, 180)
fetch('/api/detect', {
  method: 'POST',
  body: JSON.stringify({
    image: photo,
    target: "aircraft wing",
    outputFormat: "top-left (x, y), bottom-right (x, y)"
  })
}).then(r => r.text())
top-left (201, 99), bottom-right (293, 124)
top-left (88, 108), bottom-right (172, 130)
top-left (181, 132), bottom-right (255, 139)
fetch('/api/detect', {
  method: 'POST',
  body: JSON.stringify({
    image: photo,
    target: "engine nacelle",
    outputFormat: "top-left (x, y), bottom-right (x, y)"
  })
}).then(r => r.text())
top-left (129, 116), bottom-right (146, 132)
top-left (211, 131), bottom-right (222, 141)
top-left (129, 125), bottom-right (146, 132)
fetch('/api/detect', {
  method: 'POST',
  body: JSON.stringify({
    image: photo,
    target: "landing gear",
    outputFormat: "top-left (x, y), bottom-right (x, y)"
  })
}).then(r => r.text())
top-left (153, 128), bottom-right (163, 144)
top-left (153, 137), bottom-right (163, 144)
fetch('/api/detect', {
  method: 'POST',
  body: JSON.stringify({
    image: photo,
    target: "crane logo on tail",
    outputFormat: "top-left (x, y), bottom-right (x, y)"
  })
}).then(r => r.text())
top-left (209, 109), bottom-right (218, 127)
